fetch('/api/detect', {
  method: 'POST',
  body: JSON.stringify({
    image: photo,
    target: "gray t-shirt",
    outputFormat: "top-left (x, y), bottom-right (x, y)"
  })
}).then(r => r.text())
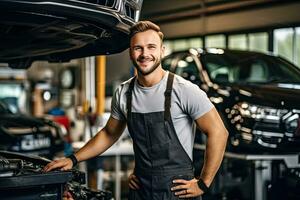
top-left (111, 71), bottom-right (214, 159)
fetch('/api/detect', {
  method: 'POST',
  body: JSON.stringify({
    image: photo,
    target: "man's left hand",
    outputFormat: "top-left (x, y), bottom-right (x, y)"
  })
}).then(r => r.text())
top-left (171, 178), bottom-right (203, 198)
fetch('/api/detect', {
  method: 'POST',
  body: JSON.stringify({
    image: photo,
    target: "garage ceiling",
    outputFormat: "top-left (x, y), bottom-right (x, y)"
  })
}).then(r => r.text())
top-left (142, 0), bottom-right (297, 24)
top-left (141, 0), bottom-right (300, 38)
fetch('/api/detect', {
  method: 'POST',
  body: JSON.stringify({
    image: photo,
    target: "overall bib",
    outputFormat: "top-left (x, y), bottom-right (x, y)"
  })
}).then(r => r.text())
top-left (126, 73), bottom-right (201, 200)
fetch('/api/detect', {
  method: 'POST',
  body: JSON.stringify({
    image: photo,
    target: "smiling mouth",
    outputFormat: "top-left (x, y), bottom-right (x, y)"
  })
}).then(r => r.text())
top-left (139, 58), bottom-right (152, 62)
top-left (138, 59), bottom-right (153, 65)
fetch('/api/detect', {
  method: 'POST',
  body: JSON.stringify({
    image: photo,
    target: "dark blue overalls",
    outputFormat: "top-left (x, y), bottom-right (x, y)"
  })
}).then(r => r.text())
top-left (126, 73), bottom-right (201, 200)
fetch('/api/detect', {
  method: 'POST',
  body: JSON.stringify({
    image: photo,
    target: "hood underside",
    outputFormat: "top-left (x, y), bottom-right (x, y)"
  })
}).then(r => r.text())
top-left (0, 0), bottom-right (142, 68)
top-left (0, 12), bottom-right (129, 68)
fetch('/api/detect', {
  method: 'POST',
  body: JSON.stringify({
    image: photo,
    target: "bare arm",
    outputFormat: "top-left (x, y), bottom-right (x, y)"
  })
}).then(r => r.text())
top-left (44, 116), bottom-right (126, 171)
top-left (195, 107), bottom-right (228, 186)
top-left (75, 116), bottom-right (126, 162)
top-left (171, 107), bottom-right (228, 198)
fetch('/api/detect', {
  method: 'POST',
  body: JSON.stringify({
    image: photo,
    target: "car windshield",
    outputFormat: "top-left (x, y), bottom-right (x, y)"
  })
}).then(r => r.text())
top-left (201, 53), bottom-right (300, 84)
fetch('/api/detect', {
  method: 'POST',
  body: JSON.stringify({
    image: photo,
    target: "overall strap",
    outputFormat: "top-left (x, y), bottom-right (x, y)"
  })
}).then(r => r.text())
top-left (164, 72), bottom-right (175, 121)
top-left (126, 76), bottom-right (136, 119)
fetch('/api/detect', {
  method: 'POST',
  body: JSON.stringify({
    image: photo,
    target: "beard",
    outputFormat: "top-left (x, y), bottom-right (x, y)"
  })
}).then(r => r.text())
top-left (131, 55), bottom-right (162, 76)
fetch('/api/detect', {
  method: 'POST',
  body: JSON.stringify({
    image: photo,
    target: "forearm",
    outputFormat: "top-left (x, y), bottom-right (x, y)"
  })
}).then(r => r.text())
top-left (200, 129), bottom-right (228, 186)
top-left (74, 127), bottom-right (120, 162)
top-left (43, 117), bottom-right (125, 172)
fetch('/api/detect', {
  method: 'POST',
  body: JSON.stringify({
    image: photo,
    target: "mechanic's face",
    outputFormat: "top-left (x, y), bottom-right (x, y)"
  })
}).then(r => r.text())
top-left (130, 30), bottom-right (165, 76)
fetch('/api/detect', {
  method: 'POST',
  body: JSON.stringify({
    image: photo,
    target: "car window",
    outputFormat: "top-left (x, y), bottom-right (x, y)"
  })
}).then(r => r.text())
top-left (237, 56), bottom-right (300, 83)
top-left (202, 53), bottom-right (300, 84)
top-left (174, 55), bottom-right (201, 84)
top-left (236, 60), bottom-right (268, 82)
top-left (201, 54), bottom-right (232, 83)
top-left (0, 99), bottom-right (13, 114)
top-left (267, 57), bottom-right (300, 83)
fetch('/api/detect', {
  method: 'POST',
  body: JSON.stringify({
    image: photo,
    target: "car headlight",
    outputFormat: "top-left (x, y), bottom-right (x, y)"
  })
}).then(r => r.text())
top-left (234, 102), bottom-right (287, 121)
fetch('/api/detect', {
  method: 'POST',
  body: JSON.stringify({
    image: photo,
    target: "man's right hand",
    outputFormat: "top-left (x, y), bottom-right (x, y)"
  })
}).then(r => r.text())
top-left (43, 157), bottom-right (73, 172)
top-left (128, 173), bottom-right (140, 190)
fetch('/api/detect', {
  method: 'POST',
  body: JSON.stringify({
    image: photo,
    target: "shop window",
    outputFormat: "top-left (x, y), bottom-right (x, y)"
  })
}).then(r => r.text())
top-left (296, 28), bottom-right (300, 68)
top-left (249, 32), bottom-right (268, 53)
top-left (163, 40), bottom-right (173, 56)
top-left (274, 28), bottom-right (294, 63)
top-left (188, 37), bottom-right (203, 49)
top-left (173, 39), bottom-right (189, 51)
top-left (228, 34), bottom-right (247, 50)
top-left (205, 34), bottom-right (225, 48)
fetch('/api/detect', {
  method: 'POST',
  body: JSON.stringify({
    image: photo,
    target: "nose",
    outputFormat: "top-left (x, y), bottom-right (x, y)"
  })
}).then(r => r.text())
top-left (141, 48), bottom-right (149, 56)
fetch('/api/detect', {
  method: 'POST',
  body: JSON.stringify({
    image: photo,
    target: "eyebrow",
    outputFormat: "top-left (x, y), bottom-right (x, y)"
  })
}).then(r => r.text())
top-left (132, 43), bottom-right (157, 48)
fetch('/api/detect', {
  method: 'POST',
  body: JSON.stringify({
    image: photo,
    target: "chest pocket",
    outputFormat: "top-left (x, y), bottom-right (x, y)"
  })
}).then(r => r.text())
top-left (148, 120), bottom-right (171, 148)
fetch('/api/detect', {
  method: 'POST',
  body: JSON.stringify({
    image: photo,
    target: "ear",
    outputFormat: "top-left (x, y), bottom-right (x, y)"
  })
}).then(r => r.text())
top-left (128, 48), bottom-right (133, 60)
top-left (161, 44), bottom-right (166, 58)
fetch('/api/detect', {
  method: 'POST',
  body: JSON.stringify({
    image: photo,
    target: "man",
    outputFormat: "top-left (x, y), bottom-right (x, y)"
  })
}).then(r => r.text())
top-left (44, 21), bottom-right (228, 199)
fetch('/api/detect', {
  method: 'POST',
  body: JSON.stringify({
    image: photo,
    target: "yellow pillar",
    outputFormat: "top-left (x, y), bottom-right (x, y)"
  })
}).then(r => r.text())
top-left (96, 56), bottom-right (106, 116)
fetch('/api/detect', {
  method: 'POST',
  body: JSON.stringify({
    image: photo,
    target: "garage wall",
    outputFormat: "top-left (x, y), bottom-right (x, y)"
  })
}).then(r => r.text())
top-left (157, 2), bottom-right (300, 38)
top-left (106, 49), bottom-right (133, 85)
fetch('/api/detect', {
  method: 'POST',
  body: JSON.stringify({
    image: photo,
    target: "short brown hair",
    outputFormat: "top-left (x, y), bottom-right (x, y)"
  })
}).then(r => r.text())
top-left (129, 20), bottom-right (164, 42)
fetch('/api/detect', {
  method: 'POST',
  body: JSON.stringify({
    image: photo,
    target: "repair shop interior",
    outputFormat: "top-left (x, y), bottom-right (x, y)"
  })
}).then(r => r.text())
top-left (0, 0), bottom-right (300, 200)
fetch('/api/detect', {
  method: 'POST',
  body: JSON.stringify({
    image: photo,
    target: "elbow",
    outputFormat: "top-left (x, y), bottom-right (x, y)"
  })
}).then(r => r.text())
top-left (222, 128), bottom-right (229, 143)
top-left (224, 129), bottom-right (229, 139)
top-left (206, 127), bottom-right (228, 142)
top-left (214, 127), bottom-right (229, 144)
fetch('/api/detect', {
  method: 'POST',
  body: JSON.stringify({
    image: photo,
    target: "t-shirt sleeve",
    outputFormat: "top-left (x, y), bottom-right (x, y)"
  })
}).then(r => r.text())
top-left (110, 85), bottom-right (126, 121)
top-left (181, 82), bottom-right (214, 120)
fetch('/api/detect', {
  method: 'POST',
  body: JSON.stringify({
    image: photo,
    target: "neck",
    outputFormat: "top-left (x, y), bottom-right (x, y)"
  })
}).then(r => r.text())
top-left (137, 68), bottom-right (166, 87)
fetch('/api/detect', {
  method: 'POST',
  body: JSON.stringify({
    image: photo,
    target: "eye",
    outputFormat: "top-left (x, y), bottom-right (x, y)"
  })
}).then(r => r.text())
top-left (134, 46), bottom-right (142, 51)
top-left (148, 45), bottom-right (156, 50)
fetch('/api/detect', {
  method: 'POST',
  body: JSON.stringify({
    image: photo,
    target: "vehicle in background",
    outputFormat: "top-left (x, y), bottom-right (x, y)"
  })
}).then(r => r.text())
top-left (0, 99), bottom-right (66, 159)
top-left (162, 48), bottom-right (300, 153)
top-left (0, 150), bottom-right (113, 199)
top-left (0, 0), bottom-right (143, 69)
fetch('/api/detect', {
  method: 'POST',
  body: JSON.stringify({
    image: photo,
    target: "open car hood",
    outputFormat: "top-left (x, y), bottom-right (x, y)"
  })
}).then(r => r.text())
top-left (0, 0), bottom-right (143, 68)
top-left (0, 151), bottom-right (113, 199)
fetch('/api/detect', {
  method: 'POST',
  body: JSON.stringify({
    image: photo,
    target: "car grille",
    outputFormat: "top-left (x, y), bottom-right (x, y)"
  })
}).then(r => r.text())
top-left (78, 0), bottom-right (116, 8)
top-left (125, 3), bottom-right (136, 20)
top-left (282, 110), bottom-right (300, 137)
top-left (241, 117), bottom-right (300, 148)
top-left (230, 104), bottom-right (300, 149)
top-left (76, 0), bottom-right (139, 21)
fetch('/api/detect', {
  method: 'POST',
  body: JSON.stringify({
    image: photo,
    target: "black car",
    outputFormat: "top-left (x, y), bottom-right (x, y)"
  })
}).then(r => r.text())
top-left (0, 99), bottom-right (66, 159)
top-left (162, 48), bottom-right (300, 153)
top-left (0, 0), bottom-right (143, 68)
top-left (0, 0), bottom-right (143, 199)
top-left (0, 150), bottom-right (113, 199)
